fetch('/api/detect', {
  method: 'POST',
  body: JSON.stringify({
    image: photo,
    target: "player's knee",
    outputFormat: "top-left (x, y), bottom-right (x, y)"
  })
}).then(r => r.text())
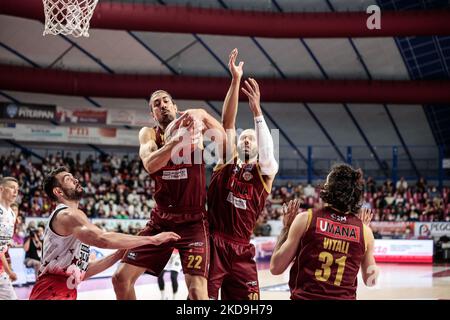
top-left (188, 285), bottom-right (203, 300)
top-left (112, 270), bottom-right (131, 290)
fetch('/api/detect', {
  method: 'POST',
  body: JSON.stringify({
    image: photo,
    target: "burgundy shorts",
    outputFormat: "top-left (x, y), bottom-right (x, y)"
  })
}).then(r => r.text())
top-left (122, 208), bottom-right (209, 278)
top-left (29, 274), bottom-right (77, 300)
top-left (208, 233), bottom-right (259, 300)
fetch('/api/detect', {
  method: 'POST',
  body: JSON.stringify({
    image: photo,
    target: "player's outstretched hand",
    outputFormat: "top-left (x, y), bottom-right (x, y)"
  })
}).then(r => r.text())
top-left (228, 48), bottom-right (244, 80)
top-left (242, 78), bottom-right (262, 117)
top-left (282, 198), bottom-right (302, 229)
top-left (9, 272), bottom-right (18, 282)
top-left (150, 232), bottom-right (181, 246)
top-left (357, 207), bottom-right (373, 226)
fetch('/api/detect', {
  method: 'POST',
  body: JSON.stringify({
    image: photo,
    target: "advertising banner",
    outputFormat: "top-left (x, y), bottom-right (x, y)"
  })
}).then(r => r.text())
top-left (1, 103), bottom-right (56, 121)
top-left (370, 221), bottom-right (415, 236)
top-left (372, 239), bottom-right (433, 263)
top-left (0, 123), bottom-right (67, 142)
top-left (67, 126), bottom-right (138, 146)
top-left (107, 108), bottom-right (154, 127)
top-left (415, 222), bottom-right (450, 238)
top-left (249, 236), bottom-right (433, 263)
top-left (0, 123), bottom-right (139, 146)
top-left (56, 106), bottom-right (107, 124)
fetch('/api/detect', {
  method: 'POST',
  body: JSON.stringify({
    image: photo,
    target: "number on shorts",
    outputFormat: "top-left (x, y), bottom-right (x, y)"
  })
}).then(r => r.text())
top-left (314, 251), bottom-right (347, 286)
top-left (187, 255), bottom-right (202, 269)
top-left (248, 292), bottom-right (259, 300)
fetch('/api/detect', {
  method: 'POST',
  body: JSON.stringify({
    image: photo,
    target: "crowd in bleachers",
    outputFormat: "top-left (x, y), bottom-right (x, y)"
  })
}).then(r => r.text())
top-left (253, 176), bottom-right (450, 236)
top-left (1, 150), bottom-right (155, 220)
top-left (2, 151), bottom-right (449, 243)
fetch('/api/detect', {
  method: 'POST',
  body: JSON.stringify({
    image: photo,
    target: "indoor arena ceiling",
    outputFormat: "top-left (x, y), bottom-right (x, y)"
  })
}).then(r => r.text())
top-left (0, 0), bottom-right (449, 174)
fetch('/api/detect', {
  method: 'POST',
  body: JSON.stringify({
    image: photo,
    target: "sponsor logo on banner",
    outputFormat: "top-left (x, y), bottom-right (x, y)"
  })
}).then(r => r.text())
top-left (1, 103), bottom-right (55, 121)
top-left (226, 191), bottom-right (247, 210)
top-left (107, 109), bottom-right (134, 126)
top-left (418, 223), bottom-right (431, 237)
top-left (6, 104), bottom-right (18, 118)
top-left (371, 221), bottom-right (415, 236)
top-left (372, 239), bottom-right (433, 263)
top-left (316, 217), bottom-right (360, 242)
top-left (56, 107), bottom-right (107, 124)
top-left (0, 124), bottom-right (66, 142)
top-left (0, 122), bottom-right (138, 146)
top-left (415, 222), bottom-right (450, 237)
top-left (67, 127), bottom-right (117, 144)
top-left (107, 108), bottom-right (155, 127)
top-left (162, 168), bottom-right (188, 180)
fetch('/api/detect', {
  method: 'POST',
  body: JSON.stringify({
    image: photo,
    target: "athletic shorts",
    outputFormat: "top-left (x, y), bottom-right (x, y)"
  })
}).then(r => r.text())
top-left (208, 233), bottom-right (259, 300)
top-left (0, 272), bottom-right (17, 300)
top-left (29, 274), bottom-right (77, 300)
top-left (122, 208), bottom-right (209, 278)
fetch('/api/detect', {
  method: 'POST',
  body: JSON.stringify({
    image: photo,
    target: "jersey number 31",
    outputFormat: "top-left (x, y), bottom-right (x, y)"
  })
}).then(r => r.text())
top-left (314, 251), bottom-right (347, 286)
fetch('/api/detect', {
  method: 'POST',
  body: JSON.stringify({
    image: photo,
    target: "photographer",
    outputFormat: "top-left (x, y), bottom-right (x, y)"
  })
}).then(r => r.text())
top-left (23, 228), bottom-right (42, 278)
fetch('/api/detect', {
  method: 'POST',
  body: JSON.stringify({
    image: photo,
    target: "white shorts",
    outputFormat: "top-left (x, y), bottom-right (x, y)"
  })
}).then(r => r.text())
top-left (0, 272), bottom-right (17, 300)
top-left (164, 253), bottom-right (182, 273)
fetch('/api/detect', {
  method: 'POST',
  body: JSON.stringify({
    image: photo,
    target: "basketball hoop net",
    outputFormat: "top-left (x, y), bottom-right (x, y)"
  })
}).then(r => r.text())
top-left (42, 0), bottom-right (98, 37)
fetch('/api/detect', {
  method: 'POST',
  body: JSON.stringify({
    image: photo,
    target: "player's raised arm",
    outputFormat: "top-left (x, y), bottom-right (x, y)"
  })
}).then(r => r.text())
top-left (270, 199), bottom-right (305, 275)
top-left (221, 48), bottom-right (244, 161)
top-left (56, 208), bottom-right (180, 249)
top-left (242, 78), bottom-right (279, 181)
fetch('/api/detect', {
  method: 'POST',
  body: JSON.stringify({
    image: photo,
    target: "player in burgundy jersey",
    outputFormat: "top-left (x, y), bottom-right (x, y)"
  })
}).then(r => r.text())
top-left (112, 91), bottom-right (226, 300)
top-left (207, 49), bottom-right (279, 300)
top-left (29, 167), bottom-right (179, 300)
top-left (271, 164), bottom-right (379, 300)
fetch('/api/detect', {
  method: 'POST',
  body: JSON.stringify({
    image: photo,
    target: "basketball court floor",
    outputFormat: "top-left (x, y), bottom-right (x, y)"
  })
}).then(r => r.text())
top-left (14, 262), bottom-right (450, 300)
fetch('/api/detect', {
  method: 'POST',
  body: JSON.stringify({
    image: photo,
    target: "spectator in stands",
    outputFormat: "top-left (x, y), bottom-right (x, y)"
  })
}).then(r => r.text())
top-left (383, 179), bottom-right (394, 194)
top-left (303, 183), bottom-right (316, 198)
top-left (416, 177), bottom-right (427, 193)
top-left (396, 177), bottom-right (408, 194)
top-left (23, 228), bottom-right (42, 278)
top-left (366, 176), bottom-right (377, 194)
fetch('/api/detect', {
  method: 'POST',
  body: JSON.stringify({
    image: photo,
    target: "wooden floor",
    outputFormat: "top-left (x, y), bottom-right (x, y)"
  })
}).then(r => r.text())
top-left (79, 263), bottom-right (450, 300)
top-left (15, 263), bottom-right (450, 300)
top-left (258, 263), bottom-right (450, 300)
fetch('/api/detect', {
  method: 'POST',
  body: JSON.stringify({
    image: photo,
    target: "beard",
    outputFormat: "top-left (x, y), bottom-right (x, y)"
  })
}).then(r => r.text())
top-left (61, 185), bottom-right (84, 201)
top-left (159, 112), bottom-right (176, 128)
top-left (238, 146), bottom-right (257, 162)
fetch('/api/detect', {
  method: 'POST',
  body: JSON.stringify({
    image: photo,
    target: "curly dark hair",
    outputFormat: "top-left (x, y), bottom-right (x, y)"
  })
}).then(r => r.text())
top-left (319, 164), bottom-right (364, 214)
top-left (43, 166), bottom-right (69, 201)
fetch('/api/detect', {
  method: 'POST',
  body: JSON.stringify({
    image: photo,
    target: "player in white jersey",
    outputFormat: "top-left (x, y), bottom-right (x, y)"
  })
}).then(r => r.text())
top-left (157, 249), bottom-right (182, 300)
top-left (29, 167), bottom-right (181, 300)
top-left (0, 177), bottom-right (19, 300)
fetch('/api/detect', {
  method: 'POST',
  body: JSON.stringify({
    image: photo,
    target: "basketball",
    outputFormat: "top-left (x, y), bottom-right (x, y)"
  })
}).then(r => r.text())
top-left (164, 116), bottom-right (204, 148)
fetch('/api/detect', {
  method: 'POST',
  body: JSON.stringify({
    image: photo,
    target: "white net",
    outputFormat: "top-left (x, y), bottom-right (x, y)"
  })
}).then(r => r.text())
top-left (42, 0), bottom-right (99, 37)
